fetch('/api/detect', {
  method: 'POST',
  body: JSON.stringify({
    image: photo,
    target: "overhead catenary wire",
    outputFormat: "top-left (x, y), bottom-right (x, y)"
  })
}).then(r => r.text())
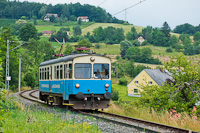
top-left (98, 0), bottom-right (109, 6)
top-left (113, 0), bottom-right (147, 16)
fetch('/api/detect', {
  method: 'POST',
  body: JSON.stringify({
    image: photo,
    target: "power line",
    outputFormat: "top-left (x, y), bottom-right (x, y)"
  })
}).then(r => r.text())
top-left (98, 0), bottom-right (109, 6)
top-left (113, 0), bottom-right (147, 16)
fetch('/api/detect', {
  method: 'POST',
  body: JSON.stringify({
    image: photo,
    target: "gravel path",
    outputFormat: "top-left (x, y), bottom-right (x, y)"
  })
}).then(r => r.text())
top-left (11, 91), bottom-right (145, 133)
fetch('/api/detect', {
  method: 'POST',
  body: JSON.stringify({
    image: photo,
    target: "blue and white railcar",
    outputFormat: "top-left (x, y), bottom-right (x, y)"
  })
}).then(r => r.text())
top-left (39, 53), bottom-right (111, 110)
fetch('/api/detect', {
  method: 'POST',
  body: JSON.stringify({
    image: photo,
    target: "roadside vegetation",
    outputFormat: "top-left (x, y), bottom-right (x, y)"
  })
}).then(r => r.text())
top-left (0, 90), bottom-right (99, 132)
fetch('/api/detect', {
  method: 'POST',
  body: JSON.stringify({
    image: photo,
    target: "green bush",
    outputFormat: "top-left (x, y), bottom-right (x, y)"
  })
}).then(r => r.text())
top-left (95, 44), bottom-right (100, 49)
top-left (119, 77), bottom-right (128, 85)
top-left (166, 47), bottom-right (173, 52)
top-left (111, 90), bottom-right (119, 101)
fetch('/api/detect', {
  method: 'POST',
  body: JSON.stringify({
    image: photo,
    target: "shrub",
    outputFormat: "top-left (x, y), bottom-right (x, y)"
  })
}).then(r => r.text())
top-left (141, 40), bottom-right (149, 46)
top-left (115, 55), bottom-right (120, 60)
top-left (95, 44), bottom-right (100, 49)
top-left (37, 32), bottom-right (42, 36)
top-left (111, 89), bottom-right (119, 101)
top-left (166, 48), bottom-right (173, 52)
top-left (119, 77), bottom-right (128, 85)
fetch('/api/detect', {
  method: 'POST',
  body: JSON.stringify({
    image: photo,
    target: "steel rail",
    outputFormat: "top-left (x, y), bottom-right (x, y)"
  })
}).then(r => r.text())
top-left (19, 90), bottom-right (197, 133)
top-left (93, 111), bottom-right (196, 133)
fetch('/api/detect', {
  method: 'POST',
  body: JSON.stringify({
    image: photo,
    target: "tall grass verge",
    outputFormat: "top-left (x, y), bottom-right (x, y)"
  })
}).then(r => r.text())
top-left (105, 102), bottom-right (200, 131)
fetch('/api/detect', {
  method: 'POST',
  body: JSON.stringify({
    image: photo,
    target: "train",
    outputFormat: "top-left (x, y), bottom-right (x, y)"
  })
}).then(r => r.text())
top-left (39, 53), bottom-right (112, 110)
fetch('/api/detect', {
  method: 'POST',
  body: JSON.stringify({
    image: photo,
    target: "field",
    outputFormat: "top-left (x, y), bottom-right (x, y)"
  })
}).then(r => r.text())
top-left (82, 23), bottom-right (144, 35)
top-left (0, 19), bottom-right (17, 27)
top-left (112, 83), bottom-right (137, 101)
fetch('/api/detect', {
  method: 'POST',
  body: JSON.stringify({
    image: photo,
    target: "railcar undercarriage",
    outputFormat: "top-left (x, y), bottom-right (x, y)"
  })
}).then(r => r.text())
top-left (39, 91), bottom-right (111, 110)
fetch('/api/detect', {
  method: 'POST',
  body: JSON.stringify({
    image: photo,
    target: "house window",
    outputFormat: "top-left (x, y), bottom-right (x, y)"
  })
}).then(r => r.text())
top-left (135, 81), bottom-right (138, 84)
top-left (134, 89), bottom-right (138, 94)
top-left (149, 81), bottom-right (152, 85)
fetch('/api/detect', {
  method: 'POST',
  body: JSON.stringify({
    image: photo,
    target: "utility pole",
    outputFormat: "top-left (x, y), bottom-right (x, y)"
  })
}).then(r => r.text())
top-left (5, 40), bottom-right (11, 94)
top-left (5, 40), bottom-right (29, 95)
top-left (18, 54), bottom-right (22, 92)
top-left (125, 9), bottom-right (127, 23)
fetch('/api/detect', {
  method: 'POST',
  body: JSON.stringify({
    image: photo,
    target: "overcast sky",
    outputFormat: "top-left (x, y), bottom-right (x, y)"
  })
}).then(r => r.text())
top-left (18, 0), bottom-right (200, 29)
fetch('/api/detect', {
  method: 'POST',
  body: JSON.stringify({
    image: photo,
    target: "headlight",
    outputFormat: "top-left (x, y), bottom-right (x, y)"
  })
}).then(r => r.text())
top-left (105, 84), bottom-right (109, 88)
top-left (75, 83), bottom-right (80, 88)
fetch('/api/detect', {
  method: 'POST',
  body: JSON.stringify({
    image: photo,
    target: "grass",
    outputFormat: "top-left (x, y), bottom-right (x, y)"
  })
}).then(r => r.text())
top-left (0, 19), bottom-right (17, 27)
top-left (112, 83), bottom-right (137, 101)
top-left (105, 103), bottom-right (200, 132)
top-left (2, 99), bottom-right (100, 133)
top-left (91, 43), bottom-right (120, 55)
top-left (36, 20), bottom-right (94, 36)
top-left (82, 23), bottom-right (144, 35)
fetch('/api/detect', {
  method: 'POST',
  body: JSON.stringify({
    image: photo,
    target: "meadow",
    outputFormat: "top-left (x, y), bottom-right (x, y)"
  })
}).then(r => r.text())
top-left (82, 23), bottom-right (143, 35)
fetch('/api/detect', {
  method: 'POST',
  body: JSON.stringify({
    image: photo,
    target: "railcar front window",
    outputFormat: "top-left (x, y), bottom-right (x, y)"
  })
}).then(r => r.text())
top-left (75, 64), bottom-right (91, 79)
top-left (94, 64), bottom-right (109, 79)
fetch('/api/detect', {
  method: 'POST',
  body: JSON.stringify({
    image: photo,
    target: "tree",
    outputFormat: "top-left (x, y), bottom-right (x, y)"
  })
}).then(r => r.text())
top-left (0, 27), bottom-right (19, 90)
top-left (179, 34), bottom-right (190, 42)
top-left (24, 69), bottom-right (36, 89)
top-left (125, 47), bottom-right (140, 60)
top-left (19, 23), bottom-right (39, 41)
top-left (173, 23), bottom-right (196, 35)
top-left (33, 15), bottom-right (37, 25)
top-left (49, 15), bottom-right (56, 22)
top-left (193, 31), bottom-right (200, 41)
top-left (120, 40), bottom-right (132, 58)
top-left (138, 53), bottom-right (200, 114)
top-left (78, 18), bottom-right (82, 25)
top-left (126, 27), bottom-right (138, 40)
top-left (63, 44), bottom-right (74, 55)
top-left (170, 35), bottom-right (179, 48)
top-left (161, 21), bottom-right (171, 38)
top-left (142, 26), bottom-right (153, 43)
top-left (152, 28), bottom-right (169, 46)
top-left (73, 26), bottom-right (82, 36)
top-left (78, 39), bottom-right (90, 47)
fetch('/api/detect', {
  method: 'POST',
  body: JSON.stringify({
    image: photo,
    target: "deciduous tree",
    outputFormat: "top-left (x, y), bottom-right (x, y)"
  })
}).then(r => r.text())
top-left (19, 23), bottom-right (39, 41)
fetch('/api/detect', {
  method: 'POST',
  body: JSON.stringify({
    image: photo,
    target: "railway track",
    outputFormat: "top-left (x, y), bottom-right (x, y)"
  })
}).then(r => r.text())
top-left (19, 90), bottom-right (197, 133)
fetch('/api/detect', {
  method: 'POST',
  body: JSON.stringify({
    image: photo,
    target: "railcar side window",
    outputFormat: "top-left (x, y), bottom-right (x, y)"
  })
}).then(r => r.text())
top-left (47, 67), bottom-right (49, 80)
top-left (42, 68), bottom-right (44, 80)
top-left (39, 68), bottom-right (41, 80)
top-left (60, 65), bottom-right (63, 79)
top-left (75, 64), bottom-right (91, 79)
top-left (57, 65), bottom-right (59, 79)
top-left (93, 64), bottom-right (109, 79)
top-left (44, 68), bottom-right (46, 80)
top-left (69, 64), bottom-right (72, 79)
top-left (54, 66), bottom-right (56, 79)
top-left (64, 64), bottom-right (66, 79)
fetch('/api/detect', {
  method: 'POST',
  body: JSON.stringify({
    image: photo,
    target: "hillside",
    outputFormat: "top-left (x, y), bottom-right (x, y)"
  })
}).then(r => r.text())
top-left (82, 23), bottom-right (144, 35)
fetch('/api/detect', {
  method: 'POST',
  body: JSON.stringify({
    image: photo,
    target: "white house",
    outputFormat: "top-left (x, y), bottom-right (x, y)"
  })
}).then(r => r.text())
top-left (44, 13), bottom-right (59, 21)
top-left (77, 16), bottom-right (89, 22)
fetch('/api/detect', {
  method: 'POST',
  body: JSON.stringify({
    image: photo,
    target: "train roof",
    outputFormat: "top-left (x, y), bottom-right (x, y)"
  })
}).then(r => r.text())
top-left (39, 53), bottom-right (110, 67)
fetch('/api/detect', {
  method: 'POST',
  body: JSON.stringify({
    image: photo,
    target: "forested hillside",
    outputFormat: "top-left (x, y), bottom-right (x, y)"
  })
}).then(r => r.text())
top-left (0, 0), bottom-right (123, 23)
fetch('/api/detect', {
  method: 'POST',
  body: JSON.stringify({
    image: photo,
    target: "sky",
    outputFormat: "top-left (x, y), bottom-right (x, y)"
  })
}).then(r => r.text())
top-left (18, 0), bottom-right (200, 29)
